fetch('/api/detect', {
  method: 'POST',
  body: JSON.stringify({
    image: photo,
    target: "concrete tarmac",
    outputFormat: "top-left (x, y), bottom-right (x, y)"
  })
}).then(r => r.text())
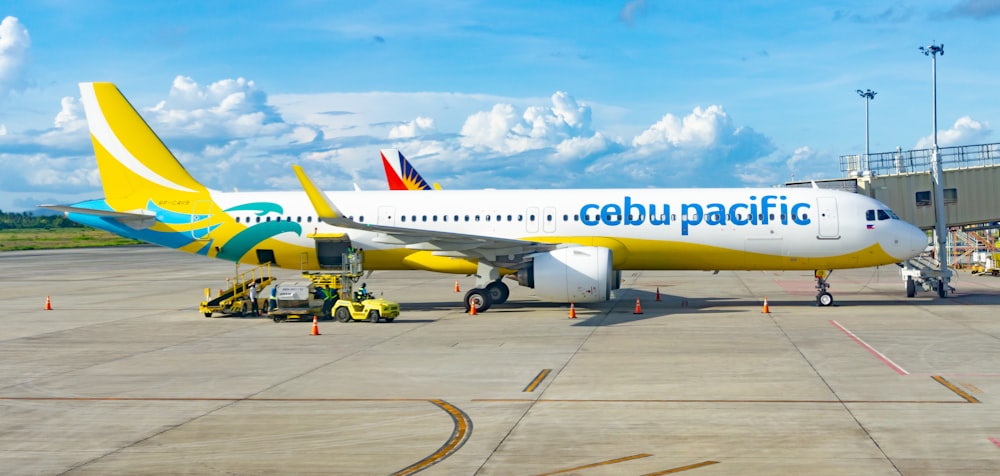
top-left (2, 246), bottom-right (1000, 475)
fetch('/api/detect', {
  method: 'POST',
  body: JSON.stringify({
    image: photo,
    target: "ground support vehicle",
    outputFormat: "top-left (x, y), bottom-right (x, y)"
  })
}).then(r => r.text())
top-left (200, 264), bottom-right (273, 317)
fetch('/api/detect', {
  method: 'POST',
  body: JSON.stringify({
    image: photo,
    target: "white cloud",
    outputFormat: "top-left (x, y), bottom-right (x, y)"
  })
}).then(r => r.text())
top-left (147, 75), bottom-right (292, 138)
top-left (632, 105), bottom-right (729, 151)
top-left (0, 16), bottom-right (30, 96)
top-left (459, 91), bottom-right (599, 155)
top-left (389, 116), bottom-right (435, 138)
top-left (914, 116), bottom-right (991, 149)
top-left (0, 124), bottom-right (6, 135)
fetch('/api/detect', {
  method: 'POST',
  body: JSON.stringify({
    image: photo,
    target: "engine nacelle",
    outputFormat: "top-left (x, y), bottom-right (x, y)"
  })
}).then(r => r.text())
top-left (516, 246), bottom-right (612, 303)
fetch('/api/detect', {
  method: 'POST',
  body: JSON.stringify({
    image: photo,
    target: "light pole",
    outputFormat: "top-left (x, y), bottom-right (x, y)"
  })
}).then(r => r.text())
top-left (919, 43), bottom-right (949, 297)
top-left (856, 88), bottom-right (876, 172)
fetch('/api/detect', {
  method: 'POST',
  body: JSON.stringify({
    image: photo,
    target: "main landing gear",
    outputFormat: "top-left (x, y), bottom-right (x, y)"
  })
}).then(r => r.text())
top-left (815, 269), bottom-right (834, 307)
top-left (463, 280), bottom-right (509, 313)
top-left (462, 261), bottom-right (510, 313)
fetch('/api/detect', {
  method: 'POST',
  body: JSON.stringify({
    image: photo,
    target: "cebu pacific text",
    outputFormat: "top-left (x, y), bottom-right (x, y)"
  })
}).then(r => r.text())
top-left (579, 195), bottom-right (812, 235)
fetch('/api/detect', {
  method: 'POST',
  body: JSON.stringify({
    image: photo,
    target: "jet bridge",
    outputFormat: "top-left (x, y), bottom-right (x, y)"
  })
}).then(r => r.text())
top-left (844, 142), bottom-right (1000, 297)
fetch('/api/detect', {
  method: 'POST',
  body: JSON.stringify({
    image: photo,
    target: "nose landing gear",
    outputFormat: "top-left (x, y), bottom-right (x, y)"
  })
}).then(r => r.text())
top-left (815, 269), bottom-right (834, 307)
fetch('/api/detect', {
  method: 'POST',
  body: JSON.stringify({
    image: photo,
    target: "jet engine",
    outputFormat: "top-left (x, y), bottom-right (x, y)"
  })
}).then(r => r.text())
top-left (516, 246), bottom-right (613, 303)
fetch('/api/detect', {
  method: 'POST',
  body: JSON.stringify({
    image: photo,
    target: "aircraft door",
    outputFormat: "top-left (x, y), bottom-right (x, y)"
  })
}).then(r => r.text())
top-left (543, 207), bottom-right (557, 233)
top-left (191, 200), bottom-right (215, 240)
top-left (526, 207), bottom-right (539, 233)
top-left (816, 197), bottom-right (840, 239)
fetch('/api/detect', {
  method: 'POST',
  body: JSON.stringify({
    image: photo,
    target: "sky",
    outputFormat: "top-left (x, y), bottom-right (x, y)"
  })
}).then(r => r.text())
top-left (1, 0), bottom-right (999, 212)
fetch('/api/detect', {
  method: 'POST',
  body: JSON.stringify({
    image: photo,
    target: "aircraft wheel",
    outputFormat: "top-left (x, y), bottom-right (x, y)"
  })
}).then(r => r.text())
top-left (485, 281), bottom-right (510, 305)
top-left (464, 289), bottom-right (491, 313)
top-left (905, 277), bottom-right (916, 298)
top-left (937, 281), bottom-right (948, 298)
top-left (368, 310), bottom-right (380, 323)
top-left (817, 292), bottom-right (834, 307)
top-left (335, 307), bottom-right (352, 323)
top-left (272, 315), bottom-right (283, 323)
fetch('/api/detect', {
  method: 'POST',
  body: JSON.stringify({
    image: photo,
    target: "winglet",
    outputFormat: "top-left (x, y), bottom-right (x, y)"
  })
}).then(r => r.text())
top-left (291, 165), bottom-right (348, 222)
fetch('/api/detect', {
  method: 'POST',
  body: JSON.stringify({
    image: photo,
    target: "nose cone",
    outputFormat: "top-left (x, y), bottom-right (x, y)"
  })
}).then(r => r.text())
top-left (903, 223), bottom-right (929, 260)
top-left (881, 221), bottom-right (928, 261)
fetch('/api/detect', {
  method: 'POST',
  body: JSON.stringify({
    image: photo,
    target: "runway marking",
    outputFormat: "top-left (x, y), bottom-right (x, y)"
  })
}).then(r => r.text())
top-left (642, 460), bottom-right (720, 475)
top-left (932, 375), bottom-right (981, 403)
top-left (476, 398), bottom-right (970, 404)
top-left (0, 396), bottom-right (975, 405)
top-left (989, 437), bottom-right (1000, 448)
top-left (534, 453), bottom-right (652, 475)
top-left (523, 369), bottom-right (552, 392)
top-left (830, 320), bottom-right (909, 375)
top-left (391, 399), bottom-right (472, 476)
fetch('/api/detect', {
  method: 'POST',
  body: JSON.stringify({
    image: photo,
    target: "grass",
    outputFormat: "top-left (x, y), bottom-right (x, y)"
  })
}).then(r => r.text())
top-left (0, 228), bottom-right (144, 251)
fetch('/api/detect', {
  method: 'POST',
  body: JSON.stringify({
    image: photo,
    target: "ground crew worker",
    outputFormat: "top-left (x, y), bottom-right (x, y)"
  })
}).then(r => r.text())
top-left (320, 284), bottom-right (337, 318)
top-left (354, 282), bottom-right (369, 301)
top-left (247, 281), bottom-right (259, 317)
top-left (268, 285), bottom-right (277, 313)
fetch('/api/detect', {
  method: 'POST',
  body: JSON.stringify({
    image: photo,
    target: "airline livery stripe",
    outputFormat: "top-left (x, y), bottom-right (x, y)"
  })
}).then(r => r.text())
top-left (79, 83), bottom-right (196, 193)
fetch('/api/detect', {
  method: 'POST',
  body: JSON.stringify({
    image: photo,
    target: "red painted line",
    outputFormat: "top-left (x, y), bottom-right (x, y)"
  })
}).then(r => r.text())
top-left (989, 437), bottom-right (1000, 448)
top-left (830, 320), bottom-right (908, 375)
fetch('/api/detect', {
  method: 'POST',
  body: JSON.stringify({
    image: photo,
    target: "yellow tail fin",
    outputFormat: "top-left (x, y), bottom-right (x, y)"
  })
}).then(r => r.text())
top-left (78, 82), bottom-right (207, 205)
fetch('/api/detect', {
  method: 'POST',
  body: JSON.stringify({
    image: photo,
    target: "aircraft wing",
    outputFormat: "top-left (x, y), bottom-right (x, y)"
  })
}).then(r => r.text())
top-left (38, 205), bottom-right (157, 230)
top-left (292, 165), bottom-right (556, 267)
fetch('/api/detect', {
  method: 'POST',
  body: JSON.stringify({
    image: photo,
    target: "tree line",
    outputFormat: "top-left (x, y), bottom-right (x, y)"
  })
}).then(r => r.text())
top-left (0, 210), bottom-right (84, 230)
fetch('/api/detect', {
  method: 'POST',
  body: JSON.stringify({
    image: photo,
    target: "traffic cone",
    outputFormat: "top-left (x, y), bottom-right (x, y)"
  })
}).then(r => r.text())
top-left (568, 302), bottom-right (577, 319)
top-left (469, 300), bottom-right (477, 316)
top-left (655, 287), bottom-right (661, 301)
top-left (633, 298), bottom-right (643, 314)
top-left (762, 297), bottom-right (770, 314)
top-left (45, 295), bottom-right (52, 310)
top-left (454, 280), bottom-right (460, 292)
top-left (310, 315), bottom-right (321, 335)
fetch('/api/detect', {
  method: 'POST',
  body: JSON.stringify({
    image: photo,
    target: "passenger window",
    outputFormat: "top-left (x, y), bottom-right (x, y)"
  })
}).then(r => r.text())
top-left (465, 215), bottom-right (470, 222)
top-left (518, 215), bottom-right (523, 222)
top-left (307, 216), bottom-right (312, 223)
top-left (507, 215), bottom-right (512, 221)
top-left (401, 216), bottom-right (406, 222)
top-left (454, 215), bottom-right (459, 221)
top-left (574, 214), bottom-right (579, 221)
top-left (530, 215), bottom-right (536, 221)
top-left (433, 215), bottom-right (438, 222)
top-left (476, 215), bottom-right (481, 222)
top-left (486, 215), bottom-right (491, 222)
top-left (359, 216), bottom-right (365, 222)
top-left (866, 210), bottom-right (875, 221)
top-left (266, 217), bottom-right (271, 222)
top-left (422, 215), bottom-right (427, 222)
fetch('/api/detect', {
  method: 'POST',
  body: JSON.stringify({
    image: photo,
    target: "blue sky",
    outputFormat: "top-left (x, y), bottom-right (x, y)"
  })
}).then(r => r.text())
top-left (1, 0), bottom-right (999, 211)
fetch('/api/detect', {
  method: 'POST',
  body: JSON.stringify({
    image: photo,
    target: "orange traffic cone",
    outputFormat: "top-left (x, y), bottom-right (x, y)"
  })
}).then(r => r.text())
top-left (469, 300), bottom-right (477, 316)
top-left (762, 297), bottom-right (770, 314)
top-left (454, 280), bottom-right (460, 292)
top-left (568, 302), bottom-right (577, 319)
top-left (310, 315), bottom-right (321, 335)
top-left (633, 298), bottom-right (643, 314)
top-left (45, 295), bottom-right (52, 310)
top-left (655, 287), bottom-right (661, 301)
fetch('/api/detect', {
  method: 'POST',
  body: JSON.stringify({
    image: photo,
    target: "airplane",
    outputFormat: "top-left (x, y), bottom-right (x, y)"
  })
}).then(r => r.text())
top-left (42, 82), bottom-right (929, 313)
top-left (381, 149), bottom-right (439, 190)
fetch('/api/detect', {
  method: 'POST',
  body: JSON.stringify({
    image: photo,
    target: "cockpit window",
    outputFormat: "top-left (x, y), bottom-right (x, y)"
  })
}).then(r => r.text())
top-left (866, 210), bottom-right (876, 221)
top-left (877, 209), bottom-right (890, 221)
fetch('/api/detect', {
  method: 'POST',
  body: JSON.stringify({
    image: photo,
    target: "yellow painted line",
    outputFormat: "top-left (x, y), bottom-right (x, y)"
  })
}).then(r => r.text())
top-left (643, 460), bottom-right (720, 475)
top-left (534, 453), bottom-right (652, 476)
top-left (932, 375), bottom-right (981, 403)
top-left (523, 369), bottom-right (552, 392)
top-left (391, 399), bottom-right (472, 476)
top-left (475, 398), bottom-right (970, 404)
